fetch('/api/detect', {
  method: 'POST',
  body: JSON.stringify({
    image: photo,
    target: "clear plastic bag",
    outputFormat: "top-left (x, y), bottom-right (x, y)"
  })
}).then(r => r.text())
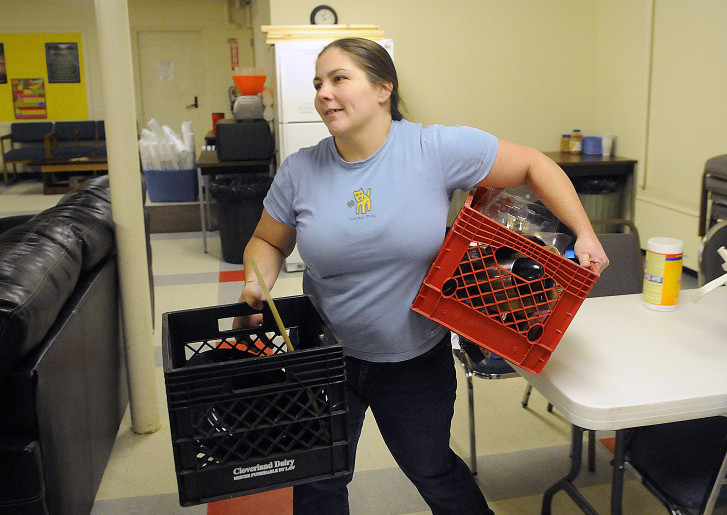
top-left (479, 188), bottom-right (572, 254)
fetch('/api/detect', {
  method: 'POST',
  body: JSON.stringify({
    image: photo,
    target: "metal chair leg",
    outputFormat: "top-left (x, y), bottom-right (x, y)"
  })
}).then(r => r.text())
top-left (588, 430), bottom-right (596, 472)
top-left (466, 367), bottom-right (478, 475)
top-left (522, 384), bottom-right (532, 408)
top-left (523, 384), bottom-right (555, 413)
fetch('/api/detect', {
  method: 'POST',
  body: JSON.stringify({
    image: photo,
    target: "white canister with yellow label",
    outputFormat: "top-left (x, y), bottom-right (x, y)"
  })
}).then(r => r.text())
top-left (642, 237), bottom-right (683, 311)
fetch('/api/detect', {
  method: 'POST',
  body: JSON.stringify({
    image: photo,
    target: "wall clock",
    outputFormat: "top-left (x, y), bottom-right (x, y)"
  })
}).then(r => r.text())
top-left (310, 5), bottom-right (338, 25)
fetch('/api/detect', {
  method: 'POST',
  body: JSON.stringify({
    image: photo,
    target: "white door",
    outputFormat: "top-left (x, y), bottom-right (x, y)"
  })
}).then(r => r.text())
top-left (275, 40), bottom-right (330, 124)
top-left (280, 122), bottom-right (331, 160)
top-left (136, 31), bottom-right (207, 152)
top-left (275, 39), bottom-right (394, 124)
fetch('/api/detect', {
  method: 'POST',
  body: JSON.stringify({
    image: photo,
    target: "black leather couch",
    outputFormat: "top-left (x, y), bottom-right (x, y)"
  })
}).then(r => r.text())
top-left (0, 176), bottom-right (128, 514)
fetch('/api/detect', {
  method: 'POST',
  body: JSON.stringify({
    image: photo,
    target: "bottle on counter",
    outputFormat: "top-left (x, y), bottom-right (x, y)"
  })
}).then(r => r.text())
top-left (569, 129), bottom-right (582, 154)
top-left (560, 134), bottom-right (571, 153)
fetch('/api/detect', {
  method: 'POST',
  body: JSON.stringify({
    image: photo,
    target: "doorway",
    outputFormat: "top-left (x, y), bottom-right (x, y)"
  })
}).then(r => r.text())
top-left (136, 30), bottom-right (207, 153)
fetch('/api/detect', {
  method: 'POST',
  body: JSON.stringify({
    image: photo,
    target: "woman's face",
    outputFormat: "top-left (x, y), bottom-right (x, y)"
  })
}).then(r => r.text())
top-left (313, 47), bottom-right (390, 139)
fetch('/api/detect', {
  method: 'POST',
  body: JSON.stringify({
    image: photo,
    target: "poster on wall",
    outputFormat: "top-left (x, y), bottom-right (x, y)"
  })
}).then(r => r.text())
top-left (12, 78), bottom-right (47, 119)
top-left (0, 43), bottom-right (6, 84)
top-left (229, 38), bottom-right (239, 70)
top-left (45, 42), bottom-right (80, 83)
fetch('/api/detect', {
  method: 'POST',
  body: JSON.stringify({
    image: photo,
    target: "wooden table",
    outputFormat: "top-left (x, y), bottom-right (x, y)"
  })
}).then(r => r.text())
top-left (36, 158), bottom-right (108, 194)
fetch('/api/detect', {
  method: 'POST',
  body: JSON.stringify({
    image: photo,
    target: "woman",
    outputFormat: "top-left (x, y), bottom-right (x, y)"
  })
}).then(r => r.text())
top-left (238, 38), bottom-right (608, 514)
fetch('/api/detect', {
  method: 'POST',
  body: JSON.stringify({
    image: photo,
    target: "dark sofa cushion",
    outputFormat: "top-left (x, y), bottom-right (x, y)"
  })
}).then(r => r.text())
top-left (58, 174), bottom-right (111, 209)
top-left (0, 254), bottom-right (124, 513)
top-left (0, 216), bottom-right (33, 236)
top-left (0, 176), bottom-right (114, 382)
top-left (0, 438), bottom-right (48, 514)
top-left (51, 176), bottom-right (114, 270)
top-left (0, 220), bottom-right (82, 382)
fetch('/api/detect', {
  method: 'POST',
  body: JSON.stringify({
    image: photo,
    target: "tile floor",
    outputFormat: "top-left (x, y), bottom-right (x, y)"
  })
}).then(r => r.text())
top-left (0, 178), bottom-right (700, 514)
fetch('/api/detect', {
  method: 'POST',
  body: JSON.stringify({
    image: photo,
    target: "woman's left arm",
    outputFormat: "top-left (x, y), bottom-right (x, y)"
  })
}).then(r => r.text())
top-left (476, 139), bottom-right (609, 274)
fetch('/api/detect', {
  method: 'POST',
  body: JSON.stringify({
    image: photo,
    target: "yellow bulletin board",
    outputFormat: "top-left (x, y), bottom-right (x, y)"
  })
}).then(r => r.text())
top-left (0, 33), bottom-right (87, 121)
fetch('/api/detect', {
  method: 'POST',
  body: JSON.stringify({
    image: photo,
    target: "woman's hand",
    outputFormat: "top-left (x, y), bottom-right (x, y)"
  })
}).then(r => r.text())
top-left (231, 209), bottom-right (296, 330)
top-left (573, 233), bottom-right (610, 275)
top-left (483, 141), bottom-right (610, 276)
top-left (232, 282), bottom-right (265, 329)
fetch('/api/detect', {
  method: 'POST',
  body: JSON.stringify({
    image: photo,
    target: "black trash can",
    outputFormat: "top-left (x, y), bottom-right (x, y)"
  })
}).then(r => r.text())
top-left (571, 176), bottom-right (625, 232)
top-left (210, 174), bottom-right (273, 264)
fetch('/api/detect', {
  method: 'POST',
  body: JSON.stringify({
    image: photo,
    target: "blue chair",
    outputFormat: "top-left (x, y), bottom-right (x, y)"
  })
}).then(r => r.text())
top-left (0, 122), bottom-right (53, 184)
top-left (94, 120), bottom-right (107, 158)
top-left (47, 121), bottom-right (99, 159)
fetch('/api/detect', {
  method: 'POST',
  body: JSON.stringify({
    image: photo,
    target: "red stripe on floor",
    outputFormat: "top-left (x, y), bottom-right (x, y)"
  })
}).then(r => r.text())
top-left (207, 487), bottom-right (293, 515)
top-left (600, 437), bottom-right (616, 454)
top-left (219, 270), bottom-right (245, 283)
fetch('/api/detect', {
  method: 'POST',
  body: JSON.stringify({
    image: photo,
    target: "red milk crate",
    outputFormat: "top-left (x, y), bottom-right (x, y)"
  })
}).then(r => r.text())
top-left (412, 188), bottom-right (598, 374)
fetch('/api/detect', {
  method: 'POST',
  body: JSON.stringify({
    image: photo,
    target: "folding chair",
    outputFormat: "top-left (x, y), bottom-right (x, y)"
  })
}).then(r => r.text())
top-left (621, 223), bottom-right (727, 515)
top-left (522, 219), bottom-right (644, 468)
top-left (452, 336), bottom-right (519, 475)
top-left (456, 220), bottom-right (644, 474)
top-left (625, 417), bottom-right (727, 514)
top-left (699, 220), bottom-right (727, 286)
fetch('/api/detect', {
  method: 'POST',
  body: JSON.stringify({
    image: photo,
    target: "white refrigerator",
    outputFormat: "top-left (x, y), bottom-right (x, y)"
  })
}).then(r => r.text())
top-left (274, 38), bottom-right (394, 271)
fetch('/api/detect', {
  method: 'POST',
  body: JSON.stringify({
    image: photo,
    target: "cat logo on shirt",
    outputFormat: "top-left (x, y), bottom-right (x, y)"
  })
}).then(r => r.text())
top-left (353, 188), bottom-right (371, 214)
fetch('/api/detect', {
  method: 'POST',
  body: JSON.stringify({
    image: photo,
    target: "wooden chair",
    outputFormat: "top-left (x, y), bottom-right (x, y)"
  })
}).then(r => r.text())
top-left (0, 122), bottom-right (53, 185)
top-left (95, 120), bottom-right (107, 157)
top-left (45, 121), bottom-right (99, 159)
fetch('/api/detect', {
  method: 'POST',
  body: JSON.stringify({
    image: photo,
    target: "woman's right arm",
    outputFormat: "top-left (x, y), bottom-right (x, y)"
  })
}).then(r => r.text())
top-left (236, 209), bottom-right (296, 314)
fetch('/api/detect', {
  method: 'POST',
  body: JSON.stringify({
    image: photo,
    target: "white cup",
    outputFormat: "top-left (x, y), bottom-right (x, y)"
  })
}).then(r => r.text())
top-left (602, 134), bottom-right (614, 157)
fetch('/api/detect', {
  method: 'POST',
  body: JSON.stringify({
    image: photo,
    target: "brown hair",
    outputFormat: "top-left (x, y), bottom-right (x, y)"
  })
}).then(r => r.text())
top-left (319, 38), bottom-right (404, 121)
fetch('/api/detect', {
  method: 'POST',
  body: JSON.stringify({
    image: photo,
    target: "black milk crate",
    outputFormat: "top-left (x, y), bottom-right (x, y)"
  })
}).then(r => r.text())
top-left (162, 295), bottom-right (349, 506)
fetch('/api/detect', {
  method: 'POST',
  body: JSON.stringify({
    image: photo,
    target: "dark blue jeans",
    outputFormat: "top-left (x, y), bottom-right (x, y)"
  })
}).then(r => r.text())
top-left (293, 335), bottom-right (494, 515)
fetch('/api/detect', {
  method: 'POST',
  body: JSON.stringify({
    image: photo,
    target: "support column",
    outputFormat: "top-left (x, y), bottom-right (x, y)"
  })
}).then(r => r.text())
top-left (94, 0), bottom-right (161, 434)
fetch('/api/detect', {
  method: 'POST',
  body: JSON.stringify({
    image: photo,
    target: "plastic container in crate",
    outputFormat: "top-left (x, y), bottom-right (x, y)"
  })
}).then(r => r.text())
top-left (162, 295), bottom-right (349, 506)
top-left (144, 168), bottom-right (197, 202)
top-left (412, 188), bottom-right (598, 375)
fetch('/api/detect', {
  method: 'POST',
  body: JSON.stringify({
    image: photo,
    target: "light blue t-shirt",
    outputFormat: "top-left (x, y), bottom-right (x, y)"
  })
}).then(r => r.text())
top-left (264, 119), bottom-right (498, 362)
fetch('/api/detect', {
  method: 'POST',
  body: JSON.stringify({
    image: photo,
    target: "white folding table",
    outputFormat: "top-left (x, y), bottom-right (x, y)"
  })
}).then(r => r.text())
top-left (516, 287), bottom-right (727, 514)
